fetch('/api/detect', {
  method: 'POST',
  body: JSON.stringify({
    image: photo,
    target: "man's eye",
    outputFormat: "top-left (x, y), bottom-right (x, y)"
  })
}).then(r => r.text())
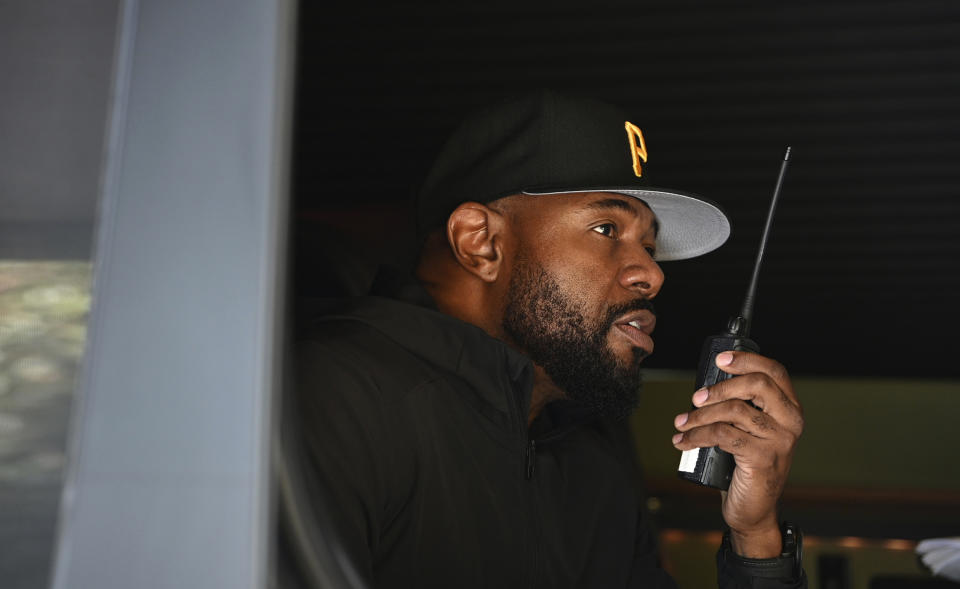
top-left (592, 223), bottom-right (616, 237)
top-left (644, 246), bottom-right (657, 258)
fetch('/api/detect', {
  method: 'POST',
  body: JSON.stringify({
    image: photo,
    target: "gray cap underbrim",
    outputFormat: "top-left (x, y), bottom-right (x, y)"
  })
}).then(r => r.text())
top-left (522, 188), bottom-right (730, 262)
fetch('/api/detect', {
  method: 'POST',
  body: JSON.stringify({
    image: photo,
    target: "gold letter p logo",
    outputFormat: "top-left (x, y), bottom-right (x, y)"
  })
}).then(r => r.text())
top-left (624, 121), bottom-right (648, 178)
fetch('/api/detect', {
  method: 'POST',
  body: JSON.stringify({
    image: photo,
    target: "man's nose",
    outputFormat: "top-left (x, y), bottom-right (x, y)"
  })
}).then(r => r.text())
top-left (618, 248), bottom-right (664, 299)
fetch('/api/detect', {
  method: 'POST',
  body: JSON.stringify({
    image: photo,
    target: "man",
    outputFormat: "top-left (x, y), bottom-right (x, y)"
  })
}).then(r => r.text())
top-left (282, 91), bottom-right (806, 588)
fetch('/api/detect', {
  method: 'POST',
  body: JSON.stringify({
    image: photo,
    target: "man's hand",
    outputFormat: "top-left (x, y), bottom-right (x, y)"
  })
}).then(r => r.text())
top-left (671, 351), bottom-right (804, 558)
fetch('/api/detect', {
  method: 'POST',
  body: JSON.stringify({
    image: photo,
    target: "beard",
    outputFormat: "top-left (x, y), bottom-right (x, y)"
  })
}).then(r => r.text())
top-left (502, 257), bottom-right (655, 420)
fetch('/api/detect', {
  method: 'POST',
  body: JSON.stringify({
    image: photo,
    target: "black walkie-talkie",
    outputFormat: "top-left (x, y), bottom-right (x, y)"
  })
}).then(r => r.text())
top-left (677, 147), bottom-right (792, 490)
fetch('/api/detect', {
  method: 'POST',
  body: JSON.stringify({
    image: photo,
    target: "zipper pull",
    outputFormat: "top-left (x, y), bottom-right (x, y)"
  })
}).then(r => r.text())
top-left (525, 439), bottom-right (536, 479)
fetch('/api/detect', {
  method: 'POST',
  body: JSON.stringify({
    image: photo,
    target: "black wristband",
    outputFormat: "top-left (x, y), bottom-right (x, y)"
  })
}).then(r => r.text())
top-left (717, 522), bottom-right (804, 584)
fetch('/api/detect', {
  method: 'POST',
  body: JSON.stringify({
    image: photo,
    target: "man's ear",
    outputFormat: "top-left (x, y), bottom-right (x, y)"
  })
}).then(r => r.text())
top-left (446, 202), bottom-right (508, 283)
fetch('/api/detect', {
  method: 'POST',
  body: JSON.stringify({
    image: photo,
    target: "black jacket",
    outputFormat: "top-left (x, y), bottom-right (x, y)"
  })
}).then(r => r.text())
top-left (282, 284), bottom-right (806, 588)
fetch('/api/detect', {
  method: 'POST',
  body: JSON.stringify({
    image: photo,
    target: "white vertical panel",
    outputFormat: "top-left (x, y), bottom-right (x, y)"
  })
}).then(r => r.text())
top-left (50, 0), bottom-right (294, 586)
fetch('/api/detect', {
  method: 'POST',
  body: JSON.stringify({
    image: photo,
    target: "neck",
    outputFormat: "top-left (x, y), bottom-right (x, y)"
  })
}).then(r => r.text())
top-left (527, 364), bottom-right (565, 426)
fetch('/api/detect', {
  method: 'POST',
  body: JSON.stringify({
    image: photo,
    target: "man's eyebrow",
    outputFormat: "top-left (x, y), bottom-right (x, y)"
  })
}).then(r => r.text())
top-left (581, 197), bottom-right (660, 236)
top-left (582, 198), bottom-right (638, 215)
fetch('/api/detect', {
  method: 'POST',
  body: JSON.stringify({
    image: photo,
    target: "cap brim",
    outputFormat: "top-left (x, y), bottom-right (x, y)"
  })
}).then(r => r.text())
top-left (523, 188), bottom-right (730, 261)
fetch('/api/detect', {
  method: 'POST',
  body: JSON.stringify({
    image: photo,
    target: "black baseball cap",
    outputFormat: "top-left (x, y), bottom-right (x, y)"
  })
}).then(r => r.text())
top-left (416, 91), bottom-right (730, 261)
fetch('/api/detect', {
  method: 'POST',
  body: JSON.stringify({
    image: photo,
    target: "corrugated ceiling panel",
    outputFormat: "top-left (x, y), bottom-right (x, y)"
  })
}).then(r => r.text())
top-left (294, 0), bottom-right (960, 376)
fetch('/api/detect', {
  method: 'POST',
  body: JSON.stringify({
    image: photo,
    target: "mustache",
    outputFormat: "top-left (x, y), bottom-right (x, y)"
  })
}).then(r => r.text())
top-left (604, 298), bottom-right (656, 327)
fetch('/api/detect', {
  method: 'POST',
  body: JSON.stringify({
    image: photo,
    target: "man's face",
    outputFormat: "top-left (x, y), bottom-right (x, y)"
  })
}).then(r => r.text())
top-left (500, 192), bottom-right (664, 418)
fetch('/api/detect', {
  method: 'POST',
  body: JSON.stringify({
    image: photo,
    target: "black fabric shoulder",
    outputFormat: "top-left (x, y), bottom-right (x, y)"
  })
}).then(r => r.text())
top-left (297, 317), bottom-right (439, 402)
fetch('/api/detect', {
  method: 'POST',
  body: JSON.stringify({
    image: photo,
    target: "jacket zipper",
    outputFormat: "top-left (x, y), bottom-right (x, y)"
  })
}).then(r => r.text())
top-left (523, 435), bottom-right (540, 588)
top-left (523, 424), bottom-right (581, 586)
top-left (520, 415), bottom-right (582, 586)
top-left (525, 439), bottom-right (536, 479)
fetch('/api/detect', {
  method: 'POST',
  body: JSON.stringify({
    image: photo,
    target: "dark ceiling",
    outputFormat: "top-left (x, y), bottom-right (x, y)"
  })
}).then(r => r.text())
top-left (292, 0), bottom-right (960, 379)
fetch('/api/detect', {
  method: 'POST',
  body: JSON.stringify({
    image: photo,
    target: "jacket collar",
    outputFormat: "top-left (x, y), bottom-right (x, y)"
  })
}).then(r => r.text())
top-left (333, 267), bottom-right (535, 431)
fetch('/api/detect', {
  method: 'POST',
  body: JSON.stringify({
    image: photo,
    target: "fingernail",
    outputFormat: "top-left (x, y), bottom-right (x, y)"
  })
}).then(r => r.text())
top-left (693, 388), bottom-right (709, 405)
top-left (716, 352), bottom-right (734, 366)
top-left (672, 433), bottom-right (683, 445)
top-left (674, 413), bottom-right (688, 427)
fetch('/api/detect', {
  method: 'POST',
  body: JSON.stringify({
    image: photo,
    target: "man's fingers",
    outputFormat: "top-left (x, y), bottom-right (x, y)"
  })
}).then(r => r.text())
top-left (690, 352), bottom-right (804, 435)
top-left (692, 373), bottom-right (803, 436)
top-left (712, 351), bottom-right (797, 405)
top-left (672, 422), bottom-right (761, 456)
top-left (672, 422), bottom-right (791, 470)
top-left (675, 399), bottom-right (783, 440)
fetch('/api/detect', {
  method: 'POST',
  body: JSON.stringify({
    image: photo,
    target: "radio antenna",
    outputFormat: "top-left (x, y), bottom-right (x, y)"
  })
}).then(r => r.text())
top-left (736, 147), bottom-right (791, 336)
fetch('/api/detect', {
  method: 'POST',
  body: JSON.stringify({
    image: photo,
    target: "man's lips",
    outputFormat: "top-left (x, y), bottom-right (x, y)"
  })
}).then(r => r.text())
top-left (612, 309), bottom-right (656, 354)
